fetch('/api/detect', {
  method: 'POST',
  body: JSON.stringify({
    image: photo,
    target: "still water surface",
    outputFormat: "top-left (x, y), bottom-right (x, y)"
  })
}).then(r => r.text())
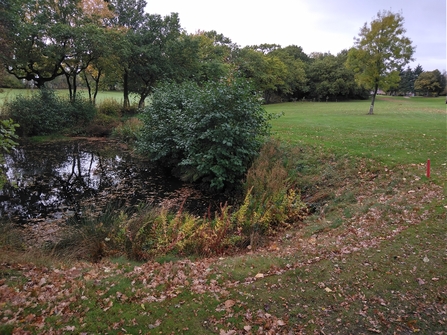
top-left (1, 139), bottom-right (212, 225)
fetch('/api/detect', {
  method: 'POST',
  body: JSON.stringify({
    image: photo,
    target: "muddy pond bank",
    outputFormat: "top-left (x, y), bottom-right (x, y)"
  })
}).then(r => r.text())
top-left (1, 138), bottom-right (231, 243)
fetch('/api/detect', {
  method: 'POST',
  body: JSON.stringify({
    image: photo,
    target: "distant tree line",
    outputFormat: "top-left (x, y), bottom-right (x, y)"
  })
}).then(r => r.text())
top-left (0, 0), bottom-right (445, 106)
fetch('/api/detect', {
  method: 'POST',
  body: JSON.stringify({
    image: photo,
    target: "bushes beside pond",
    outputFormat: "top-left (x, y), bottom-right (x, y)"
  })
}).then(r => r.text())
top-left (138, 78), bottom-right (273, 190)
top-left (53, 140), bottom-right (307, 261)
top-left (3, 89), bottom-right (96, 136)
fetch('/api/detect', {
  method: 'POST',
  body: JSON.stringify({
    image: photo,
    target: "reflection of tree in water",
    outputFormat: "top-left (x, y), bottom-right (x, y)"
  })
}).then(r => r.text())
top-left (1, 139), bottom-right (217, 225)
top-left (1, 140), bottom-right (129, 223)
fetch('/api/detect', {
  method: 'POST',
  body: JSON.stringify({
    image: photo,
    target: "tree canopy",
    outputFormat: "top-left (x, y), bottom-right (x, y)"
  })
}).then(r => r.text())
top-left (1, 3), bottom-right (429, 107)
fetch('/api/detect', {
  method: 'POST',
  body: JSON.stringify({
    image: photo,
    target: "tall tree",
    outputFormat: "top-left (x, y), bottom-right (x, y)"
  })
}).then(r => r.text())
top-left (235, 47), bottom-right (289, 103)
top-left (414, 70), bottom-right (445, 96)
top-left (108, 0), bottom-right (147, 109)
top-left (82, 28), bottom-right (122, 104)
top-left (127, 13), bottom-right (183, 108)
top-left (347, 10), bottom-right (414, 114)
top-left (190, 30), bottom-right (237, 83)
top-left (398, 66), bottom-right (415, 95)
top-left (306, 51), bottom-right (364, 101)
top-left (270, 47), bottom-right (308, 100)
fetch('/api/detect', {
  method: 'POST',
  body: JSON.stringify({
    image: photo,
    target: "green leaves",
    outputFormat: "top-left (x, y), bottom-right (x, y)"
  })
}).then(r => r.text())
top-left (3, 89), bottom-right (96, 136)
top-left (0, 119), bottom-right (19, 153)
top-left (139, 78), bottom-right (272, 190)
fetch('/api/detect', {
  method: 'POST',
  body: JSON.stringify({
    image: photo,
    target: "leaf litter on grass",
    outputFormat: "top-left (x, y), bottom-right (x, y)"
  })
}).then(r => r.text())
top-left (1, 159), bottom-right (446, 334)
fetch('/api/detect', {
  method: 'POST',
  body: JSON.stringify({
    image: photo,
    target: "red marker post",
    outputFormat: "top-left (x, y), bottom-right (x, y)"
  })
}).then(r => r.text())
top-left (426, 159), bottom-right (430, 178)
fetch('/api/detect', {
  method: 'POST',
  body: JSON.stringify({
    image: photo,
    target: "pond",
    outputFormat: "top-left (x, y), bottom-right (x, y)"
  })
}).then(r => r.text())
top-left (1, 139), bottom-right (224, 234)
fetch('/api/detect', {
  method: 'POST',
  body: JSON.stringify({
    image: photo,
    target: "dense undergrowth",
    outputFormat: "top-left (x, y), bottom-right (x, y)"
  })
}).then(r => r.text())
top-left (1, 89), bottom-right (140, 138)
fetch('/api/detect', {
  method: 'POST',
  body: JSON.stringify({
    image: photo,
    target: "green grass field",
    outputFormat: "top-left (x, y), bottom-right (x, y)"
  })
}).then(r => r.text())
top-left (266, 96), bottom-right (446, 174)
top-left (1, 91), bottom-right (446, 334)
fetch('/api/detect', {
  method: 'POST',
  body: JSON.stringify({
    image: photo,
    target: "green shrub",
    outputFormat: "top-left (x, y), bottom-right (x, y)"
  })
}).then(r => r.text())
top-left (0, 118), bottom-right (19, 188)
top-left (69, 95), bottom-right (97, 126)
top-left (138, 78), bottom-right (273, 190)
top-left (3, 89), bottom-right (96, 136)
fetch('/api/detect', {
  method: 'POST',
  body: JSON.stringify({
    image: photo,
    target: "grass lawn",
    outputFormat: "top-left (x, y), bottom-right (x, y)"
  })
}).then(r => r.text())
top-left (1, 94), bottom-right (446, 334)
top-left (267, 96), bottom-right (446, 181)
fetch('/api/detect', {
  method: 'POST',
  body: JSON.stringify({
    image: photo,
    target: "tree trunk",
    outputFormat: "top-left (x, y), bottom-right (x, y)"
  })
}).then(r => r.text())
top-left (83, 72), bottom-right (93, 103)
top-left (368, 84), bottom-right (379, 115)
top-left (72, 74), bottom-right (77, 102)
top-left (93, 69), bottom-right (102, 106)
top-left (65, 73), bottom-right (73, 102)
top-left (138, 94), bottom-right (146, 108)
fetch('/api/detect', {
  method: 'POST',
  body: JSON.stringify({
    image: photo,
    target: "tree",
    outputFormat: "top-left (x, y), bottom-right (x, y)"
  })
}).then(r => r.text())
top-left (108, 0), bottom-right (147, 109)
top-left (190, 30), bottom-right (237, 83)
top-left (82, 29), bottom-right (122, 105)
top-left (270, 47), bottom-right (308, 100)
top-left (235, 47), bottom-right (289, 103)
top-left (306, 51), bottom-right (363, 101)
top-left (127, 13), bottom-right (183, 108)
top-left (414, 70), bottom-right (445, 96)
top-left (62, 23), bottom-right (112, 102)
top-left (0, 0), bottom-right (112, 94)
top-left (398, 64), bottom-right (423, 95)
top-left (347, 10), bottom-right (415, 114)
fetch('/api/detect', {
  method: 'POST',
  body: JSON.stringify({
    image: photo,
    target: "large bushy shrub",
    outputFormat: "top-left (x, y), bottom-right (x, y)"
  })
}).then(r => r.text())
top-left (4, 89), bottom-right (96, 136)
top-left (138, 78), bottom-right (272, 189)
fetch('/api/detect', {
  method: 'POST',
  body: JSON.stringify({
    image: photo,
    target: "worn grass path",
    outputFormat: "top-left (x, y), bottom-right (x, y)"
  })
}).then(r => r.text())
top-left (1, 96), bottom-right (446, 334)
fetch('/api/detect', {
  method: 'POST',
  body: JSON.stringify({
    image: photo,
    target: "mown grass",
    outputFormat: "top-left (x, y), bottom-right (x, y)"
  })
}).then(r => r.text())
top-left (1, 95), bottom-right (446, 334)
top-left (267, 96), bottom-right (446, 183)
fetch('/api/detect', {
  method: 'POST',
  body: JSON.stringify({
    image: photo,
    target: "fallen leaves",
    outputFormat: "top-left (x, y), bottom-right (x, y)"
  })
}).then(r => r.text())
top-left (1, 162), bottom-right (445, 334)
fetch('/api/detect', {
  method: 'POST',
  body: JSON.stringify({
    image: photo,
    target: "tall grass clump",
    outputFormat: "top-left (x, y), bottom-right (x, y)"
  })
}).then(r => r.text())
top-left (111, 117), bottom-right (143, 143)
top-left (97, 98), bottom-right (122, 118)
top-left (0, 219), bottom-right (25, 252)
top-left (52, 205), bottom-right (123, 262)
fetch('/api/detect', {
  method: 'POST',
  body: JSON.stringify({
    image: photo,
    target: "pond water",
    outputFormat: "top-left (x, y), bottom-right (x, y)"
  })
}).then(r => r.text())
top-left (1, 139), bottom-right (219, 227)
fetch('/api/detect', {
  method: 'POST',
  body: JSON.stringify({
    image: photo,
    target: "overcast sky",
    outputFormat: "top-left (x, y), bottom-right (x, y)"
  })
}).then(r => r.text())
top-left (146, 0), bottom-right (446, 72)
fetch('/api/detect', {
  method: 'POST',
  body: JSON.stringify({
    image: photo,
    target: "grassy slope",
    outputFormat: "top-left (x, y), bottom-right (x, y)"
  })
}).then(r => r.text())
top-left (1, 96), bottom-right (446, 334)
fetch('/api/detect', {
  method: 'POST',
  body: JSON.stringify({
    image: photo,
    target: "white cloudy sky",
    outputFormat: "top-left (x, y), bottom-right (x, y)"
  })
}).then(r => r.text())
top-left (146, 0), bottom-right (446, 72)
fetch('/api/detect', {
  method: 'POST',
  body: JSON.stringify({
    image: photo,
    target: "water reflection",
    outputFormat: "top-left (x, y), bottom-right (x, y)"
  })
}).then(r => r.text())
top-left (1, 139), bottom-right (207, 224)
